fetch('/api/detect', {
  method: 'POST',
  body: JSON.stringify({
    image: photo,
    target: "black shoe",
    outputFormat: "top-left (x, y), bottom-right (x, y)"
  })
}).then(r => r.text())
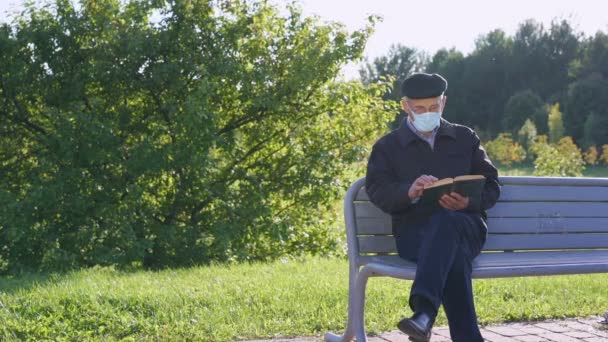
top-left (397, 311), bottom-right (434, 342)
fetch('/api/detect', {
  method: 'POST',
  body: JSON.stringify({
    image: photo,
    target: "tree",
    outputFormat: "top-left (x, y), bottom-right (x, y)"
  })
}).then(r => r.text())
top-left (517, 119), bottom-right (537, 157)
top-left (462, 29), bottom-right (513, 135)
top-left (425, 48), bottom-right (469, 125)
top-left (503, 90), bottom-right (546, 134)
top-left (582, 112), bottom-right (608, 148)
top-left (0, 0), bottom-right (397, 273)
top-left (564, 78), bottom-right (608, 141)
top-left (510, 20), bottom-right (580, 100)
top-left (359, 44), bottom-right (426, 127)
top-left (577, 31), bottom-right (608, 79)
top-left (547, 103), bottom-right (565, 143)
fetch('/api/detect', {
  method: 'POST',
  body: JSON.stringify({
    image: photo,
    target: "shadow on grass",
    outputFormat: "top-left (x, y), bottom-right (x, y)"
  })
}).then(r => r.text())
top-left (0, 272), bottom-right (58, 294)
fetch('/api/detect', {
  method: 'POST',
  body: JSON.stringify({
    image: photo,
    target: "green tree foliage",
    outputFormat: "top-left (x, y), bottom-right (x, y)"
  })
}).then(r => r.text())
top-left (547, 103), bottom-right (565, 143)
top-left (0, 0), bottom-right (397, 273)
top-left (359, 44), bottom-right (426, 91)
top-left (370, 18), bottom-right (608, 141)
top-left (483, 133), bottom-right (526, 167)
top-left (510, 20), bottom-right (580, 100)
top-left (359, 44), bottom-right (425, 127)
top-left (503, 90), bottom-right (546, 134)
top-left (564, 75), bottom-right (608, 143)
top-left (533, 137), bottom-right (585, 176)
top-left (462, 29), bottom-right (513, 134)
top-left (582, 112), bottom-right (608, 148)
top-left (577, 32), bottom-right (608, 79)
top-left (564, 78), bottom-right (608, 141)
top-left (517, 118), bottom-right (537, 158)
top-left (425, 48), bottom-right (469, 125)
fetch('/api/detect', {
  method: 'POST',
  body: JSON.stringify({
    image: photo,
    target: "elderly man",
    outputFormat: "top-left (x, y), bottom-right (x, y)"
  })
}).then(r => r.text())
top-left (365, 73), bottom-right (501, 342)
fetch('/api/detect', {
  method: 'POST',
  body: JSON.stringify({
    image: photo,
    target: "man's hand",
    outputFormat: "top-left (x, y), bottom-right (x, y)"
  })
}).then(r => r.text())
top-left (440, 192), bottom-right (470, 211)
top-left (408, 175), bottom-right (438, 200)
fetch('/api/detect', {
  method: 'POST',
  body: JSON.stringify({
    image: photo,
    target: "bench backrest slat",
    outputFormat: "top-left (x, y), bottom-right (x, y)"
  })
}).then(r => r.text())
top-left (357, 185), bottom-right (608, 202)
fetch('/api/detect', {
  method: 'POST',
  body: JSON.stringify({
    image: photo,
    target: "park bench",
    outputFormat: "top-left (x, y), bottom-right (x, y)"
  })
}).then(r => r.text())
top-left (325, 176), bottom-right (608, 342)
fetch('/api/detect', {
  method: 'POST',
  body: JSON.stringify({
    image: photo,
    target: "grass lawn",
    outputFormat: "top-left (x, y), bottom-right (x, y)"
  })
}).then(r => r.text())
top-left (1, 257), bottom-right (607, 341)
top-left (1, 166), bottom-right (606, 341)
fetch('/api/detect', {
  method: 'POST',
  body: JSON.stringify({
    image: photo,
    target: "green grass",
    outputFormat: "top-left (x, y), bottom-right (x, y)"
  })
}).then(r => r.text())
top-left (1, 166), bottom-right (606, 341)
top-left (1, 257), bottom-right (607, 341)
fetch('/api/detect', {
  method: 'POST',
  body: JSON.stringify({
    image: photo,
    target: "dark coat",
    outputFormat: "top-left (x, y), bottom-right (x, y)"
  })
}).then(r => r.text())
top-left (365, 118), bottom-right (501, 232)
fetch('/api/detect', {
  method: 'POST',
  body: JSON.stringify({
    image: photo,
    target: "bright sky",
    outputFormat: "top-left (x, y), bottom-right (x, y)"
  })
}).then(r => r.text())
top-left (300, 0), bottom-right (608, 78)
top-left (1, 0), bottom-right (607, 79)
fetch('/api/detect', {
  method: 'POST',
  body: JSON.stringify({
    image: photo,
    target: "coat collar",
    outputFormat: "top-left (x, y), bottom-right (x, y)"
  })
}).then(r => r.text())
top-left (397, 117), bottom-right (457, 148)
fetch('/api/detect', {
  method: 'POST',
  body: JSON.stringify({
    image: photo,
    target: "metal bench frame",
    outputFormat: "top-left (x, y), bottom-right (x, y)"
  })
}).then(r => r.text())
top-left (325, 176), bottom-right (608, 342)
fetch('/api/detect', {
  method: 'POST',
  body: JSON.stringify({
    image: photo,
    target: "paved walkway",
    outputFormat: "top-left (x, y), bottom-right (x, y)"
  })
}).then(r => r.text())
top-left (246, 316), bottom-right (608, 342)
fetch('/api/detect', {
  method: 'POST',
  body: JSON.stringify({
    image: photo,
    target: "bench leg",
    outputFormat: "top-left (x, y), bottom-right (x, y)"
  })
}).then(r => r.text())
top-left (324, 266), bottom-right (373, 342)
top-left (324, 272), bottom-right (358, 342)
top-left (353, 266), bottom-right (373, 341)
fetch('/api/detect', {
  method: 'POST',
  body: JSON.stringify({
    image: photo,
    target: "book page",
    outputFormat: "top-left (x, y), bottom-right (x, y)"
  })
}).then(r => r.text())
top-left (453, 175), bottom-right (485, 181)
top-left (424, 177), bottom-right (453, 189)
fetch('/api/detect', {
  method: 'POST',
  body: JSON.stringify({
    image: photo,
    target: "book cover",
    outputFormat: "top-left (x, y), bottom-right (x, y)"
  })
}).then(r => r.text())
top-left (418, 175), bottom-right (486, 205)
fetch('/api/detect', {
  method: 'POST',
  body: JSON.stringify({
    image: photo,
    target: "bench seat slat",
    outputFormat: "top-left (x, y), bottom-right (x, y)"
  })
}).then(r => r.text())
top-left (358, 233), bottom-right (608, 254)
top-left (356, 217), bottom-right (608, 235)
top-left (484, 233), bottom-right (608, 250)
top-left (361, 250), bottom-right (608, 268)
top-left (357, 250), bottom-right (608, 279)
top-left (487, 217), bottom-right (608, 234)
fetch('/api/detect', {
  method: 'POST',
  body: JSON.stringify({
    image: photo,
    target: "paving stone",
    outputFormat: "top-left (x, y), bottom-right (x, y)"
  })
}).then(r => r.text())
top-left (378, 330), bottom-right (451, 342)
top-left (562, 330), bottom-right (598, 339)
top-left (243, 317), bottom-right (608, 342)
top-left (481, 330), bottom-right (521, 342)
top-left (535, 331), bottom-right (582, 342)
top-left (378, 331), bottom-right (410, 342)
top-left (513, 335), bottom-right (550, 342)
top-left (517, 326), bottom-right (553, 335)
top-left (561, 321), bottom-right (599, 332)
top-left (432, 327), bottom-right (451, 338)
top-left (485, 326), bottom-right (528, 336)
top-left (574, 319), bottom-right (608, 338)
top-left (534, 322), bottom-right (572, 333)
top-left (582, 338), bottom-right (607, 342)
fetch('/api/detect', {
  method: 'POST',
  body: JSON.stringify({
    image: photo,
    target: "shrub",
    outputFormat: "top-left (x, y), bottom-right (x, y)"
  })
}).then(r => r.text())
top-left (533, 137), bottom-right (585, 176)
top-left (583, 146), bottom-right (598, 165)
top-left (517, 119), bottom-right (537, 160)
top-left (601, 145), bottom-right (608, 165)
top-left (484, 133), bottom-right (526, 167)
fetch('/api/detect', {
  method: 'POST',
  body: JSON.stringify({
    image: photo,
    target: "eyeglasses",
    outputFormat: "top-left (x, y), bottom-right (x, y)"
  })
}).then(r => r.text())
top-left (405, 101), bottom-right (443, 114)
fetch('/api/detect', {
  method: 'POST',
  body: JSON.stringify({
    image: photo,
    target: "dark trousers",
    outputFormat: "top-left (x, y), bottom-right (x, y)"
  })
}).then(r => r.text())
top-left (394, 209), bottom-right (487, 342)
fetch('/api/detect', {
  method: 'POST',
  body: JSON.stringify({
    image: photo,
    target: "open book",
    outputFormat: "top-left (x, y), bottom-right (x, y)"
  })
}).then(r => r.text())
top-left (418, 175), bottom-right (486, 205)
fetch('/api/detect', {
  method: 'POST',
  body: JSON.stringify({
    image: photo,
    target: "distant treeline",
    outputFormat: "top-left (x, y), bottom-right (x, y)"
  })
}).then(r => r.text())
top-left (360, 19), bottom-right (608, 147)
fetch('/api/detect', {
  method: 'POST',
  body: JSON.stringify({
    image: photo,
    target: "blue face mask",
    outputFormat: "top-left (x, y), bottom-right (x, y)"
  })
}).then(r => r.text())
top-left (411, 111), bottom-right (441, 132)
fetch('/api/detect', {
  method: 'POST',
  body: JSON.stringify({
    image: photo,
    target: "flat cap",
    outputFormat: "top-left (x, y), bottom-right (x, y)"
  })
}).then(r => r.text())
top-left (400, 73), bottom-right (447, 99)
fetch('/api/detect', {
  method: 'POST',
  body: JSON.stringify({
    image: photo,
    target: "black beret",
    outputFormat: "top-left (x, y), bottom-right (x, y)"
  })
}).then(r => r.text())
top-left (400, 73), bottom-right (447, 99)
